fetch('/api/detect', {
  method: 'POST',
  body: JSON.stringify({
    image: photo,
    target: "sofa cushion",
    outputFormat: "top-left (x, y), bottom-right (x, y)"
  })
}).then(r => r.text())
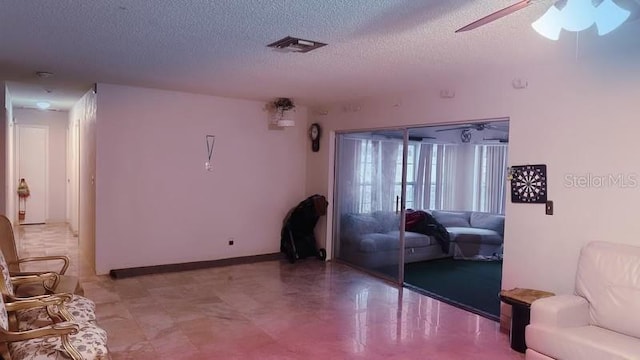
top-left (575, 241), bottom-right (640, 339)
top-left (469, 212), bottom-right (505, 236)
top-left (431, 211), bottom-right (470, 228)
top-left (358, 232), bottom-right (432, 253)
top-left (526, 323), bottom-right (640, 360)
top-left (372, 211), bottom-right (400, 232)
top-left (358, 233), bottom-right (398, 253)
top-left (386, 231), bottom-right (435, 248)
top-left (342, 213), bottom-right (382, 240)
top-left (446, 227), bottom-right (503, 245)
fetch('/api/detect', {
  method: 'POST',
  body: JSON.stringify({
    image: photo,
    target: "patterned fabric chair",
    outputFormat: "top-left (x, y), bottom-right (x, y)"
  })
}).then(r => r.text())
top-left (0, 250), bottom-right (95, 331)
top-left (0, 293), bottom-right (109, 360)
top-left (0, 215), bottom-right (83, 297)
top-left (0, 251), bottom-right (108, 359)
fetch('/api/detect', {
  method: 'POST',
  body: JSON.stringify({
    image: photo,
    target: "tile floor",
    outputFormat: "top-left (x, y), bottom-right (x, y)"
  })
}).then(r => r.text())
top-left (15, 223), bottom-right (524, 359)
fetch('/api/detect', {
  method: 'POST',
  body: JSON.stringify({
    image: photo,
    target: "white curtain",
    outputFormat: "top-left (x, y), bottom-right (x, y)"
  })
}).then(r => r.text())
top-left (439, 145), bottom-right (458, 210)
top-left (337, 138), bottom-right (362, 214)
top-left (340, 137), bottom-right (492, 214)
top-left (413, 143), bottom-right (433, 210)
top-left (474, 145), bottom-right (508, 214)
top-left (339, 136), bottom-right (398, 213)
top-left (412, 143), bottom-right (459, 211)
top-left (376, 141), bottom-right (399, 212)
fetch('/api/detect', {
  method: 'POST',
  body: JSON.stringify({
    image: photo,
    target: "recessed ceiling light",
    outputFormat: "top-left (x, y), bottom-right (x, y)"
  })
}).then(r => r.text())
top-left (35, 71), bottom-right (54, 79)
top-left (36, 101), bottom-right (51, 110)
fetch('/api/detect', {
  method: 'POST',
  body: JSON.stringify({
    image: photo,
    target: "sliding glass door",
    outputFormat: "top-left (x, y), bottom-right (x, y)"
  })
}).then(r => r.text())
top-left (333, 129), bottom-right (407, 283)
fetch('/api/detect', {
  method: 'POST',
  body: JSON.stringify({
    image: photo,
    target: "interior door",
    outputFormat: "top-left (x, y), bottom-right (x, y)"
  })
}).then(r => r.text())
top-left (333, 129), bottom-right (407, 283)
top-left (17, 125), bottom-right (48, 224)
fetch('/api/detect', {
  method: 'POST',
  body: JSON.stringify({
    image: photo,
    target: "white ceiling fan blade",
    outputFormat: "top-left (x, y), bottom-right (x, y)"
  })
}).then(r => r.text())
top-left (456, 0), bottom-right (534, 32)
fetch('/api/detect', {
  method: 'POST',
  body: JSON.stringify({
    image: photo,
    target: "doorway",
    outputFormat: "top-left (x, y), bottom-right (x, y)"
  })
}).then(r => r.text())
top-left (16, 125), bottom-right (48, 224)
top-left (333, 129), bottom-right (407, 284)
top-left (333, 119), bottom-right (509, 320)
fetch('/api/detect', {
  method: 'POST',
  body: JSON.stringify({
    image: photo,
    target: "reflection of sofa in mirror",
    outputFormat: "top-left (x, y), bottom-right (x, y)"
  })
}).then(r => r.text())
top-left (339, 211), bottom-right (446, 269)
top-left (339, 210), bottom-right (504, 269)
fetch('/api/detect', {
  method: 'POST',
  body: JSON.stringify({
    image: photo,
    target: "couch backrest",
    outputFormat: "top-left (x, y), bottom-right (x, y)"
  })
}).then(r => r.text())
top-left (341, 212), bottom-right (401, 240)
top-left (431, 211), bottom-right (471, 228)
top-left (431, 210), bottom-right (505, 235)
top-left (575, 241), bottom-right (640, 338)
top-left (470, 212), bottom-right (505, 236)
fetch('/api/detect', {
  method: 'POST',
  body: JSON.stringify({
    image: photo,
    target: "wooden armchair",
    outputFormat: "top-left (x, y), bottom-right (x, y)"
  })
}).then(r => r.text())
top-left (0, 292), bottom-right (108, 360)
top-left (0, 250), bottom-right (106, 359)
top-left (0, 215), bottom-right (83, 296)
top-left (0, 251), bottom-right (96, 331)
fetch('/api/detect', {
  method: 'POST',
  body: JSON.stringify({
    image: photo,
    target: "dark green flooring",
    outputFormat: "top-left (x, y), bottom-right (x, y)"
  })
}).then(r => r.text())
top-left (403, 258), bottom-right (502, 320)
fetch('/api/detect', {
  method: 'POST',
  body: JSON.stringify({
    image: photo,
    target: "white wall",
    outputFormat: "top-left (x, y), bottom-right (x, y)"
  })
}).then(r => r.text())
top-left (13, 108), bottom-right (68, 222)
top-left (72, 90), bottom-right (97, 272)
top-left (0, 84), bottom-right (6, 215)
top-left (67, 110), bottom-right (79, 235)
top-left (4, 86), bottom-right (15, 222)
top-left (95, 83), bottom-right (307, 274)
top-left (307, 61), bottom-right (640, 296)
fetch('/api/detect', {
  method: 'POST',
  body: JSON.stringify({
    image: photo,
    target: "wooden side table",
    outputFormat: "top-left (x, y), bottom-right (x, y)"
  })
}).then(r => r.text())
top-left (499, 288), bottom-right (555, 353)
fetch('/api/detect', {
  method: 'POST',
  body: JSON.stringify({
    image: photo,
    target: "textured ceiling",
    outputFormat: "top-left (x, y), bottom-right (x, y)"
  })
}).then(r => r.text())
top-left (1, 0), bottom-right (639, 110)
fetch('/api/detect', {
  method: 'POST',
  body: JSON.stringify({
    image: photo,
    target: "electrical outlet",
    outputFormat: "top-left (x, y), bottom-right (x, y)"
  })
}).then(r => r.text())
top-left (228, 237), bottom-right (234, 246)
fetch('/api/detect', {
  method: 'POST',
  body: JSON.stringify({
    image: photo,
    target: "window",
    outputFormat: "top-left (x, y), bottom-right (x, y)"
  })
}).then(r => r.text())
top-left (356, 140), bottom-right (374, 213)
top-left (473, 145), bottom-right (508, 214)
top-left (393, 143), bottom-right (418, 210)
top-left (346, 138), bottom-right (506, 215)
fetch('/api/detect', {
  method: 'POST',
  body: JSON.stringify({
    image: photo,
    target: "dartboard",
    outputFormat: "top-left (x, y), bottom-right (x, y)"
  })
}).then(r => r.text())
top-left (511, 164), bottom-right (547, 203)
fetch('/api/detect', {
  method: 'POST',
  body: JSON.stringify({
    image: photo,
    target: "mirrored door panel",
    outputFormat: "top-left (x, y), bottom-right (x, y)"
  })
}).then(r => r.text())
top-left (333, 130), bottom-right (406, 283)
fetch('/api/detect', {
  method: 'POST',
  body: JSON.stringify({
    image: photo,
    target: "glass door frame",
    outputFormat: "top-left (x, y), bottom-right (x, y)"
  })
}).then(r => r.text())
top-left (331, 127), bottom-right (409, 286)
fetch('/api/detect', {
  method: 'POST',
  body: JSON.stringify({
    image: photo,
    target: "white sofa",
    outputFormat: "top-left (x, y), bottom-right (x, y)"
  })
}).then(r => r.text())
top-left (431, 210), bottom-right (504, 260)
top-left (525, 241), bottom-right (640, 360)
top-left (339, 210), bottom-right (504, 268)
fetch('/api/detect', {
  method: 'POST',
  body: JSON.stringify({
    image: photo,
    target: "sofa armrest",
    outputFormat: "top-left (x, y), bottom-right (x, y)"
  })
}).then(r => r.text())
top-left (530, 294), bottom-right (590, 328)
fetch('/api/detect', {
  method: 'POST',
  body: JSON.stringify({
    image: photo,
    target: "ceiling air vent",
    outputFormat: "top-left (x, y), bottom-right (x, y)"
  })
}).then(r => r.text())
top-left (267, 36), bottom-right (327, 53)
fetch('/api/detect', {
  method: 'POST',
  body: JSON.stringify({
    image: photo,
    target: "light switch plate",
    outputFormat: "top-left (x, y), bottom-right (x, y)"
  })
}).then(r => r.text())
top-left (545, 200), bottom-right (554, 215)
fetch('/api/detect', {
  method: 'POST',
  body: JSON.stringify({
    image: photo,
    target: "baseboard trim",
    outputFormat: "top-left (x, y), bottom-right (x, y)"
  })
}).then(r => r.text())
top-left (109, 253), bottom-right (285, 279)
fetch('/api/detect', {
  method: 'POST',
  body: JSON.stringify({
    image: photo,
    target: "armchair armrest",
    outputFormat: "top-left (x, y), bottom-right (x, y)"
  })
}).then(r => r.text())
top-left (5, 292), bottom-right (73, 304)
top-left (4, 292), bottom-right (76, 322)
top-left (530, 294), bottom-right (590, 328)
top-left (10, 255), bottom-right (70, 275)
top-left (10, 272), bottom-right (60, 293)
top-left (0, 321), bottom-right (79, 342)
top-left (0, 322), bottom-right (82, 360)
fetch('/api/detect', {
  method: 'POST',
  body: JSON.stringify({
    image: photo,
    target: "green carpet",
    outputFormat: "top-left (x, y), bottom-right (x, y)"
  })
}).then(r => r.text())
top-left (404, 258), bottom-right (502, 320)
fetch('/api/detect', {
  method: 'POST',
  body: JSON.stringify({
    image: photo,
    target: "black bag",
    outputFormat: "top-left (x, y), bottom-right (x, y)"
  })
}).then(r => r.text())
top-left (280, 195), bottom-right (328, 263)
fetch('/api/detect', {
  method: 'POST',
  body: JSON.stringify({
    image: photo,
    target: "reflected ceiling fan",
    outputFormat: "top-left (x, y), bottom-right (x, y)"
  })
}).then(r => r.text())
top-left (436, 123), bottom-right (509, 133)
top-left (455, 0), bottom-right (636, 40)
